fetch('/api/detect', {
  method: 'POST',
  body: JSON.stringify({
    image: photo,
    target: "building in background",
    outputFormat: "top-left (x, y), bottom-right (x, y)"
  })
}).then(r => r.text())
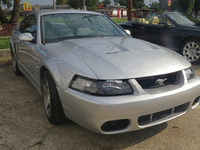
top-left (97, 4), bottom-right (127, 17)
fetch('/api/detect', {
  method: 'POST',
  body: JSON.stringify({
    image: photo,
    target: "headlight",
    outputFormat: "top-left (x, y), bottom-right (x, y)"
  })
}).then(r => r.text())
top-left (69, 75), bottom-right (133, 96)
top-left (184, 67), bottom-right (194, 80)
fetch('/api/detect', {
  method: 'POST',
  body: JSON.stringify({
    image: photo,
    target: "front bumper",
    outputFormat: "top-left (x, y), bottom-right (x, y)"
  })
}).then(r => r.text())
top-left (57, 74), bottom-right (200, 134)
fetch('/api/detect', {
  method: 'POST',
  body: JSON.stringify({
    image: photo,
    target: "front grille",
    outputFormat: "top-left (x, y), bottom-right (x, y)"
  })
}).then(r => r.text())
top-left (136, 72), bottom-right (177, 89)
top-left (138, 102), bottom-right (189, 126)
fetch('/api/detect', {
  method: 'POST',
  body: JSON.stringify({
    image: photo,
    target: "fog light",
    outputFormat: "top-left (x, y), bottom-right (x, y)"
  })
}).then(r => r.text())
top-left (101, 119), bottom-right (130, 132)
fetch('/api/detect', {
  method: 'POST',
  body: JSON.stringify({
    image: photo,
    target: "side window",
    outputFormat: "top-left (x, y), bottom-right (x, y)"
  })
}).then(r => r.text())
top-left (19, 15), bottom-right (37, 38)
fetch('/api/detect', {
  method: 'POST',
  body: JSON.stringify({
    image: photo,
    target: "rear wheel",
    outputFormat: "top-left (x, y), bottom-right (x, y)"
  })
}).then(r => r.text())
top-left (181, 39), bottom-right (200, 63)
top-left (42, 70), bottom-right (67, 124)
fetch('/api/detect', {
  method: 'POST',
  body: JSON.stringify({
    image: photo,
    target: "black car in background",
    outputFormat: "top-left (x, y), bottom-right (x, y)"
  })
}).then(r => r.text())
top-left (119, 12), bottom-right (200, 63)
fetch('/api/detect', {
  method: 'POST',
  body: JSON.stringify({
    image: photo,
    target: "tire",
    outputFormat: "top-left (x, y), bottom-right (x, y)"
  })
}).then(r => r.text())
top-left (180, 39), bottom-right (200, 63)
top-left (42, 70), bottom-right (67, 125)
top-left (10, 45), bottom-right (23, 76)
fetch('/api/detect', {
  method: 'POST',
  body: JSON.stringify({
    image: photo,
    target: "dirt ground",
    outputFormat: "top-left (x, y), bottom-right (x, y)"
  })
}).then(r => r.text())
top-left (0, 65), bottom-right (200, 150)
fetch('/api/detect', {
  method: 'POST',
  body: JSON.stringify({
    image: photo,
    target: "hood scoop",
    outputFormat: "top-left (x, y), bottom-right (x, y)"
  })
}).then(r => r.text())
top-left (106, 41), bottom-right (130, 54)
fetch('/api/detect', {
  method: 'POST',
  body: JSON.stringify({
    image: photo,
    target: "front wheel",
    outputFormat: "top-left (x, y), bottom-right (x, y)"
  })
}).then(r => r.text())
top-left (10, 45), bottom-right (23, 76)
top-left (42, 70), bottom-right (67, 124)
top-left (181, 39), bottom-right (200, 63)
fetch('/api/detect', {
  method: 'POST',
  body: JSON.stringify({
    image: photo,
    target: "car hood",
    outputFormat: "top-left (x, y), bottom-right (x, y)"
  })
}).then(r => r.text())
top-left (44, 36), bottom-right (190, 79)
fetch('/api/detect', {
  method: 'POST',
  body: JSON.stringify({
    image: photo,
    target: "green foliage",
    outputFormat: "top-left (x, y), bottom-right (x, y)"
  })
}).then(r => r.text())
top-left (132, 0), bottom-right (145, 9)
top-left (118, 0), bottom-right (128, 6)
top-left (193, 0), bottom-right (200, 17)
top-left (86, 0), bottom-right (98, 11)
top-left (177, 0), bottom-right (194, 13)
top-left (67, 0), bottom-right (98, 11)
top-left (159, 0), bottom-right (168, 10)
top-left (159, 0), bottom-right (200, 16)
top-left (102, 0), bottom-right (111, 5)
top-left (56, 0), bottom-right (67, 5)
top-left (189, 0), bottom-right (195, 9)
top-left (150, 2), bottom-right (161, 13)
top-left (118, 0), bottom-right (145, 8)
top-left (67, 0), bottom-right (83, 9)
top-left (0, 0), bottom-right (12, 9)
top-left (159, 0), bottom-right (179, 11)
top-left (177, 0), bottom-right (198, 14)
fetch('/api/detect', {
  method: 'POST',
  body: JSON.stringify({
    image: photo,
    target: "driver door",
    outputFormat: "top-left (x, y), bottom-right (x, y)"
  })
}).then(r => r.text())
top-left (137, 23), bottom-right (165, 46)
top-left (17, 15), bottom-right (37, 78)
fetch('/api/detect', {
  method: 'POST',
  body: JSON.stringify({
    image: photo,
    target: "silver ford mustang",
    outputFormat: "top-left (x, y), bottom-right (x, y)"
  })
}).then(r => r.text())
top-left (10, 9), bottom-right (200, 134)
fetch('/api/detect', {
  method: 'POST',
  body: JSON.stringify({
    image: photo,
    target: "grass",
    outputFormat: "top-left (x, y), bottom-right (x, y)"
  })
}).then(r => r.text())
top-left (112, 18), bottom-right (141, 23)
top-left (0, 37), bottom-right (10, 49)
top-left (112, 18), bottom-right (128, 23)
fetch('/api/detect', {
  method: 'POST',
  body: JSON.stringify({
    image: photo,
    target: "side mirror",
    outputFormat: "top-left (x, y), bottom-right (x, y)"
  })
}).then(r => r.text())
top-left (18, 33), bottom-right (34, 41)
top-left (125, 29), bottom-right (131, 36)
top-left (158, 21), bottom-right (168, 26)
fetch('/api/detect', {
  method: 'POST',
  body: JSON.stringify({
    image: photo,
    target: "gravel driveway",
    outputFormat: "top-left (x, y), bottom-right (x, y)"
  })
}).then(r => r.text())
top-left (0, 65), bottom-right (200, 150)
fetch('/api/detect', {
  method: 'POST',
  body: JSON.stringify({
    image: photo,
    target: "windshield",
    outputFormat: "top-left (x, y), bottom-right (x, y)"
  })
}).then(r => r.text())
top-left (41, 13), bottom-right (127, 43)
top-left (167, 13), bottom-right (200, 26)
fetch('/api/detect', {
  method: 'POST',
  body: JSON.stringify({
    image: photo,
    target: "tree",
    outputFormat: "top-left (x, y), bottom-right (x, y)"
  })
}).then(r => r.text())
top-left (0, 0), bottom-right (20, 24)
top-left (150, 2), bottom-right (161, 13)
top-left (128, 0), bottom-right (132, 21)
top-left (118, 0), bottom-right (128, 6)
top-left (10, 0), bottom-right (20, 24)
top-left (159, 0), bottom-right (168, 10)
top-left (159, 0), bottom-right (200, 15)
top-left (67, 0), bottom-right (98, 11)
top-left (159, 0), bottom-right (178, 11)
top-left (132, 0), bottom-right (145, 9)
top-left (118, 0), bottom-right (145, 9)
top-left (177, 0), bottom-right (195, 14)
top-left (0, 0), bottom-right (12, 9)
top-left (56, 0), bottom-right (67, 5)
top-left (86, 0), bottom-right (98, 11)
top-left (193, 0), bottom-right (200, 17)
top-left (102, 0), bottom-right (111, 5)
top-left (67, 0), bottom-right (83, 9)
top-left (189, 0), bottom-right (195, 9)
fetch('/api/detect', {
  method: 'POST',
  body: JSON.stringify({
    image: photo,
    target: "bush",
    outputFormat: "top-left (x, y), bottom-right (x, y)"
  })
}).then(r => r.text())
top-left (0, 24), bottom-right (17, 36)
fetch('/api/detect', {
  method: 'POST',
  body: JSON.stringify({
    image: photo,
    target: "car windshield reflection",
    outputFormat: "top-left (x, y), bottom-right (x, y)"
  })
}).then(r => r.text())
top-left (41, 14), bottom-right (127, 43)
top-left (167, 13), bottom-right (200, 26)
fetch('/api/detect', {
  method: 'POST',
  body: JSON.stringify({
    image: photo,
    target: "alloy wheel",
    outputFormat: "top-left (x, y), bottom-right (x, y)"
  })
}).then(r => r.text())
top-left (183, 42), bottom-right (200, 62)
top-left (43, 78), bottom-right (51, 117)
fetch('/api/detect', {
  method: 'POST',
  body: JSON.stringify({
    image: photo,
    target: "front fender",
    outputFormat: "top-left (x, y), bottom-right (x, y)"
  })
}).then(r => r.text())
top-left (38, 46), bottom-right (97, 90)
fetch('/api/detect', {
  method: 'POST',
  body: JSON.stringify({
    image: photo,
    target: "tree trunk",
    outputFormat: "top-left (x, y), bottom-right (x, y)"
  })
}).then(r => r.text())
top-left (128, 0), bottom-right (132, 21)
top-left (0, 4), bottom-right (9, 23)
top-left (195, 9), bottom-right (199, 18)
top-left (9, 0), bottom-right (20, 24)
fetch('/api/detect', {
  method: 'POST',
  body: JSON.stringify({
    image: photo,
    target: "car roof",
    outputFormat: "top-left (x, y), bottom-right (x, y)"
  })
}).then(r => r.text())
top-left (32, 9), bottom-right (103, 16)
